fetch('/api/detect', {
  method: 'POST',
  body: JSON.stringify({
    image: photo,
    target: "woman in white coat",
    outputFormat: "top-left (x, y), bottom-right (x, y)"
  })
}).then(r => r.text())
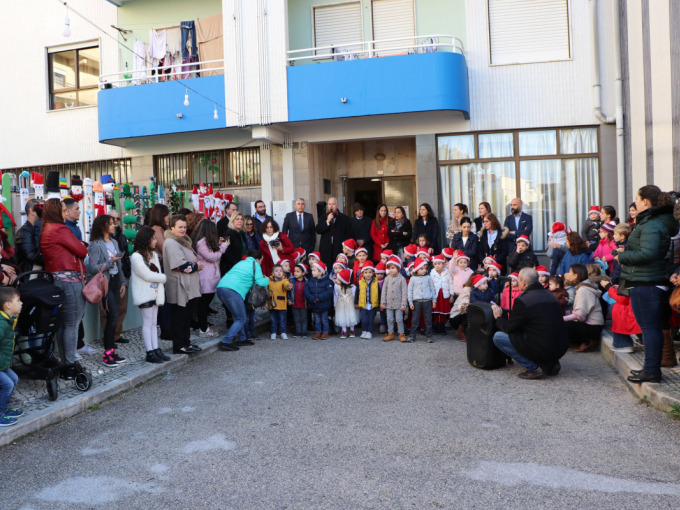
top-left (130, 227), bottom-right (168, 363)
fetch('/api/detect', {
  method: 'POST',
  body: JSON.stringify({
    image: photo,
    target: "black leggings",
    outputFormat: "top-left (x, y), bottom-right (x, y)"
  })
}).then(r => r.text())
top-left (565, 321), bottom-right (603, 343)
top-left (170, 298), bottom-right (199, 350)
top-left (196, 292), bottom-right (215, 331)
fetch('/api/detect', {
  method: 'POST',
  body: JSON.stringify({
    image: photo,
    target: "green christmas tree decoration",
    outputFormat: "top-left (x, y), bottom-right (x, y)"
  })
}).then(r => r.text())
top-left (168, 182), bottom-right (182, 214)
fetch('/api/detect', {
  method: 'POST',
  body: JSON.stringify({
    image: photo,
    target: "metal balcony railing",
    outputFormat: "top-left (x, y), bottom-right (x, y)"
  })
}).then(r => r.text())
top-left (98, 59), bottom-right (224, 88)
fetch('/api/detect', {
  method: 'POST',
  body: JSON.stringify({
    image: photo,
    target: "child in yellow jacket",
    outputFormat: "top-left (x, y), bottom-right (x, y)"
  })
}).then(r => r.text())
top-left (268, 264), bottom-right (292, 340)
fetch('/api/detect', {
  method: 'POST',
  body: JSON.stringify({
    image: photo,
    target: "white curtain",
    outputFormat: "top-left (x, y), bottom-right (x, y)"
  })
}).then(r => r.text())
top-left (518, 130), bottom-right (557, 156)
top-left (560, 127), bottom-right (598, 154)
top-left (438, 134), bottom-right (474, 160)
top-left (479, 132), bottom-right (514, 158)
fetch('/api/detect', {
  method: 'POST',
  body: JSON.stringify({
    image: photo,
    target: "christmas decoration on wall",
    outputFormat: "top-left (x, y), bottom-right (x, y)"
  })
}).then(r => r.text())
top-left (70, 175), bottom-right (83, 202)
top-left (32, 172), bottom-right (44, 200)
top-left (93, 180), bottom-right (106, 217)
top-left (168, 183), bottom-right (182, 214)
top-left (83, 177), bottom-right (94, 239)
top-left (59, 177), bottom-right (69, 198)
top-left (149, 176), bottom-right (157, 208)
top-left (45, 171), bottom-right (61, 200)
top-left (19, 171), bottom-right (30, 226)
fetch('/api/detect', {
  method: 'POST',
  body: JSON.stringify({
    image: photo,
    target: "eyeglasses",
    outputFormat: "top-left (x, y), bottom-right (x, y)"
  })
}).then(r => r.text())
top-left (111, 217), bottom-right (120, 222)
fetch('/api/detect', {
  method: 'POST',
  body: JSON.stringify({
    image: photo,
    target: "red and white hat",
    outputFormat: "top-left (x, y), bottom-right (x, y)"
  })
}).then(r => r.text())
top-left (454, 250), bottom-right (470, 261)
top-left (332, 261), bottom-right (346, 271)
top-left (551, 222), bottom-right (566, 234)
top-left (309, 251), bottom-right (321, 261)
top-left (407, 260), bottom-right (415, 272)
top-left (380, 249), bottom-right (393, 259)
top-left (342, 239), bottom-right (357, 254)
top-left (386, 256), bottom-right (402, 268)
top-left (432, 254), bottom-right (446, 264)
top-left (509, 272), bottom-right (519, 280)
top-left (587, 205), bottom-right (601, 217)
top-left (404, 244), bottom-right (418, 257)
top-left (536, 265), bottom-right (550, 276)
top-left (473, 274), bottom-right (488, 288)
top-left (336, 253), bottom-right (349, 265)
top-left (442, 247), bottom-right (455, 259)
top-left (375, 262), bottom-right (387, 274)
top-left (337, 268), bottom-right (352, 285)
top-left (417, 248), bottom-right (430, 259)
top-left (294, 248), bottom-right (306, 262)
top-left (361, 261), bottom-right (375, 273)
top-left (296, 263), bottom-right (308, 274)
top-left (516, 235), bottom-right (530, 245)
top-left (413, 258), bottom-right (428, 273)
top-left (355, 247), bottom-right (368, 256)
top-left (488, 261), bottom-right (502, 274)
top-left (482, 255), bottom-right (497, 266)
top-left (313, 260), bottom-right (327, 275)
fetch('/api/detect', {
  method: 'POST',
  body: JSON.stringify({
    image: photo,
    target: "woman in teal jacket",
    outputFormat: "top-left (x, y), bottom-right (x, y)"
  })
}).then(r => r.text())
top-left (216, 250), bottom-right (269, 351)
top-left (618, 186), bottom-right (679, 383)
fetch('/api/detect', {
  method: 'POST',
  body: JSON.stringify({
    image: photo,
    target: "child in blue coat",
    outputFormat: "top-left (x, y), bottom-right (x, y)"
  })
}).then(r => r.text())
top-left (304, 261), bottom-right (334, 340)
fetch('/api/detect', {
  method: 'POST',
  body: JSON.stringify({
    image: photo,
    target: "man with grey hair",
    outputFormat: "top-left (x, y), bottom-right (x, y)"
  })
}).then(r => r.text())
top-left (15, 199), bottom-right (44, 273)
top-left (491, 267), bottom-right (568, 379)
top-left (282, 198), bottom-right (316, 254)
top-left (315, 197), bottom-right (351, 267)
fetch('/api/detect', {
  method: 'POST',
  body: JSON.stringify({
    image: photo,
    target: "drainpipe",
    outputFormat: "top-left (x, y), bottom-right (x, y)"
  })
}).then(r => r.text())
top-left (591, 0), bottom-right (625, 215)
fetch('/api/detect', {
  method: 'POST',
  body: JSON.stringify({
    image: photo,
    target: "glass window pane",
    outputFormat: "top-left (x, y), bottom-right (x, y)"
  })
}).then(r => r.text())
top-left (77, 88), bottom-right (98, 107)
top-left (439, 162), bottom-right (516, 245)
top-left (78, 47), bottom-right (100, 88)
top-left (192, 152), bottom-right (222, 187)
top-left (438, 135), bottom-right (475, 160)
top-left (518, 130), bottom-right (557, 156)
top-left (479, 132), bottom-right (514, 158)
top-left (519, 158), bottom-right (599, 251)
top-left (228, 148), bottom-right (260, 187)
top-left (51, 50), bottom-right (77, 91)
top-left (53, 91), bottom-right (77, 109)
top-left (559, 127), bottom-right (598, 154)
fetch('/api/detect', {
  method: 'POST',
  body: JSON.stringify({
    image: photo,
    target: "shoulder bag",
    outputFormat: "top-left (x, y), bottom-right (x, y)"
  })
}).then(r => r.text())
top-left (245, 261), bottom-right (269, 308)
top-left (82, 246), bottom-right (109, 306)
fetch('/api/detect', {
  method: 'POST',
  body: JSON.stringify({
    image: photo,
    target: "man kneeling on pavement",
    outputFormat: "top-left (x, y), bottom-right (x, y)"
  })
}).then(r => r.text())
top-left (491, 267), bottom-right (569, 379)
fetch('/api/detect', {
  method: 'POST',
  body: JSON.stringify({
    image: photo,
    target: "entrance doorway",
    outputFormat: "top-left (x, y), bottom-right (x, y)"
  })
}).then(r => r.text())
top-left (345, 177), bottom-right (416, 223)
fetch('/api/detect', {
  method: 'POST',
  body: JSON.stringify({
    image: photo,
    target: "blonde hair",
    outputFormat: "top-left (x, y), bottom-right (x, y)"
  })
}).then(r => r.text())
top-left (228, 212), bottom-right (243, 230)
top-left (614, 222), bottom-right (631, 238)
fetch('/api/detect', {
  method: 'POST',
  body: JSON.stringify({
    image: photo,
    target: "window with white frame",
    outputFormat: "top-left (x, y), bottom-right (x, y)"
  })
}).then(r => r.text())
top-left (371, 0), bottom-right (415, 55)
top-left (487, 0), bottom-right (570, 65)
top-left (313, 2), bottom-right (362, 54)
top-left (48, 44), bottom-right (100, 110)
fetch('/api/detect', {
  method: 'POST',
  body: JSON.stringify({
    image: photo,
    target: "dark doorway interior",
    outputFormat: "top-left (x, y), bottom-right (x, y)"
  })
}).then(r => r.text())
top-left (347, 178), bottom-right (382, 219)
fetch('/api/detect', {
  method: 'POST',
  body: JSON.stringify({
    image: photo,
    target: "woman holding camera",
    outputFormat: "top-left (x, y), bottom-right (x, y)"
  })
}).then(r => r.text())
top-left (259, 218), bottom-right (296, 277)
top-left (218, 212), bottom-right (247, 276)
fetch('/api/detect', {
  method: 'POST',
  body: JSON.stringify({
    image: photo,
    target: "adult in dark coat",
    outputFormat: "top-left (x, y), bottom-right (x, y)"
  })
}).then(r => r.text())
top-left (450, 217), bottom-right (479, 269)
top-left (412, 203), bottom-right (440, 255)
top-left (282, 198), bottom-right (316, 254)
top-left (252, 200), bottom-right (273, 234)
top-left (387, 206), bottom-right (413, 255)
top-left (349, 202), bottom-right (373, 256)
top-left (491, 268), bottom-right (569, 379)
top-left (478, 213), bottom-right (509, 272)
top-left (315, 197), bottom-right (352, 267)
top-left (217, 212), bottom-right (247, 276)
top-left (503, 197), bottom-right (533, 248)
top-left (14, 199), bottom-right (44, 273)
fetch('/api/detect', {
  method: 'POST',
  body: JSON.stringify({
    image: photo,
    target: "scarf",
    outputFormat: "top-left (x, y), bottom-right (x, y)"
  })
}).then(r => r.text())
top-left (164, 229), bottom-right (193, 250)
top-left (262, 232), bottom-right (281, 264)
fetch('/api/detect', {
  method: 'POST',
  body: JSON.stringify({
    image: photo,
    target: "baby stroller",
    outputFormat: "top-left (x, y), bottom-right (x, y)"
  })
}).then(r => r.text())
top-left (12, 271), bottom-right (93, 401)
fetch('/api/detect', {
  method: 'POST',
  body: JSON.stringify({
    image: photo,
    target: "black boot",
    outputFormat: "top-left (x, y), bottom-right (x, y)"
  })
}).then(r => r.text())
top-left (146, 350), bottom-right (164, 364)
top-left (154, 348), bottom-right (171, 361)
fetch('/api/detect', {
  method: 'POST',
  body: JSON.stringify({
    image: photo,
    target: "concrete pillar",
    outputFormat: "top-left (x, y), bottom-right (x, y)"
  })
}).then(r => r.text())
top-left (282, 146), bottom-right (296, 201)
top-left (260, 145), bottom-right (273, 204)
top-left (415, 134), bottom-right (439, 217)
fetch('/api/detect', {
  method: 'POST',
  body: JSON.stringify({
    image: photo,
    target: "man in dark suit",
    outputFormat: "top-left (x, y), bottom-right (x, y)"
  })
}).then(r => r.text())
top-left (315, 197), bottom-right (352, 267)
top-left (503, 197), bottom-right (533, 248)
top-left (282, 198), bottom-right (316, 254)
top-left (252, 200), bottom-right (272, 233)
top-left (349, 202), bottom-right (373, 256)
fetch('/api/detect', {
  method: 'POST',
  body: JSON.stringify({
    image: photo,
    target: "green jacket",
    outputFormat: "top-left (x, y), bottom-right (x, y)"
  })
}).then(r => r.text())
top-left (0, 312), bottom-right (16, 372)
top-left (619, 205), bottom-right (679, 285)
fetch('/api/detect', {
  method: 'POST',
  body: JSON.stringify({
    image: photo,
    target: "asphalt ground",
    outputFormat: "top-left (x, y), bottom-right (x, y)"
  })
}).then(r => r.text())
top-left (3, 334), bottom-right (680, 509)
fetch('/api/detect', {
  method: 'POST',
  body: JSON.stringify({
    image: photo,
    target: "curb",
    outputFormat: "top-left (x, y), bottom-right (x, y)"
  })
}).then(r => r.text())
top-left (600, 331), bottom-right (680, 413)
top-left (0, 338), bottom-right (223, 447)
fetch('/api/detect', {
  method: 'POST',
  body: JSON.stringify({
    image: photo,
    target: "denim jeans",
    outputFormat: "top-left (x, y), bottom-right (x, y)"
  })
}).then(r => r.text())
top-left (217, 288), bottom-right (246, 345)
top-left (313, 311), bottom-right (329, 333)
top-left (360, 308), bottom-right (377, 333)
top-left (270, 309), bottom-right (287, 334)
top-left (180, 20), bottom-right (197, 59)
top-left (53, 277), bottom-right (86, 364)
top-left (0, 368), bottom-right (18, 414)
top-left (380, 309), bottom-right (387, 327)
top-left (630, 286), bottom-right (666, 374)
top-left (293, 308), bottom-right (307, 336)
top-left (493, 331), bottom-right (538, 371)
top-left (244, 305), bottom-right (256, 339)
top-left (613, 332), bottom-right (634, 349)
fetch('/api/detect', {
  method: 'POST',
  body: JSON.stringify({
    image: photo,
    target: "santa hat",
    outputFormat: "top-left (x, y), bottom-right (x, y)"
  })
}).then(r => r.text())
top-left (488, 261), bottom-right (502, 274)
top-left (294, 248), bottom-right (306, 262)
top-left (473, 274), bottom-right (488, 288)
top-left (601, 221), bottom-right (616, 234)
top-left (454, 250), bottom-right (470, 261)
top-left (375, 262), bottom-right (386, 274)
top-left (342, 239), bottom-right (357, 254)
top-left (337, 268), bottom-right (352, 285)
top-left (313, 261), bottom-right (327, 275)
top-left (386, 256), bottom-right (402, 268)
top-left (31, 172), bottom-right (44, 186)
top-left (442, 247), bottom-right (455, 259)
top-left (380, 249), bottom-right (393, 259)
top-left (355, 247), bottom-right (368, 256)
top-left (407, 261), bottom-right (415, 272)
top-left (413, 258), bottom-right (428, 273)
top-left (361, 261), bottom-right (375, 273)
top-left (432, 254), bottom-right (446, 264)
top-left (332, 261), bottom-right (346, 271)
top-left (516, 235), bottom-right (530, 246)
top-left (336, 253), bottom-right (349, 265)
top-left (482, 255), bottom-right (497, 266)
top-left (403, 244), bottom-right (418, 257)
top-left (536, 265), bottom-right (550, 276)
top-left (296, 263), bottom-right (308, 274)
top-left (587, 206), bottom-right (601, 217)
top-left (551, 222), bottom-right (566, 234)
top-left (509, 272), bottom-right (519, 280)
top-left (309, 252), bottom-right (321, 261)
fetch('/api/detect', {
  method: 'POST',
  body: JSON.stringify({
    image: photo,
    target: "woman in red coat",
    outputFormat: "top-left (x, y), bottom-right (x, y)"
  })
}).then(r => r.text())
top-left (259, 218), bottom-right (296, 276)
top-left (370, 204), bottom-right (390, 262)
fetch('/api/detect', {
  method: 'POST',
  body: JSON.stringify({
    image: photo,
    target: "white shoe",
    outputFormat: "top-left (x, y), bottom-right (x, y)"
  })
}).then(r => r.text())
top-left (365, 332), bottom-right (372, 339)
top-left (77, 344), bottom-right (97, 355)
top-left (199, 327), bottom-right (218, 338)
top-left (74, 353), bottom-right (83, 361)
top-left (610, 346), bottom-right (634, 353)
top-left (270, 334), bottom-right (277, 340)
top-left (281, 333), bottom-right (288, 340)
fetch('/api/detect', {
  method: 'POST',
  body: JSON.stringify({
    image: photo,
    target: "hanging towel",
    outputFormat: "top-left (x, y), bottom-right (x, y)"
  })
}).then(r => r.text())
top-left (196, 14), bottom-right (224, 75)
top-left (166, 27), bottom-right (182, 56)
top-left (149, 29), bottom-right (167, 60)
top-left (132, 40), bottom-right (147, 83)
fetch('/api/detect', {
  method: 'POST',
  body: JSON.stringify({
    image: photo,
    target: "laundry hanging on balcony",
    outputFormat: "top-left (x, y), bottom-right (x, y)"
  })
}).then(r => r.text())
top-left (196, 14), bottom-right (224, 76)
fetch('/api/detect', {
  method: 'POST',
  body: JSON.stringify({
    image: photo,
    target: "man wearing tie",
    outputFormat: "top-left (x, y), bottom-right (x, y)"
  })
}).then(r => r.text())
top-left (282, 198), bottom-right (316, 255)
top-left (503, 197), bottom-right (533, 249)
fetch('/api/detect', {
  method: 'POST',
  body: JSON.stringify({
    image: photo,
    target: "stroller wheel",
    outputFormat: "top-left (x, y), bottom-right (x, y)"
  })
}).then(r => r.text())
top-left (74, 371), bottom-right (93, 392)
top-left (46, 378), bottom-right (58, 401)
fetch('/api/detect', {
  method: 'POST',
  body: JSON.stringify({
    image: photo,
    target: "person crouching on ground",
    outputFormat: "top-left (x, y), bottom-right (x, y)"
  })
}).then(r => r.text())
top-left (491, 268), bottom-right (569, 379)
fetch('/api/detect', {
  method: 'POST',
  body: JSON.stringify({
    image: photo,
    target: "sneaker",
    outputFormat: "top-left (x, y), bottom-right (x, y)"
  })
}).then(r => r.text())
top-left (77, 344), bottom-right (97, 355)
top-left (0, 416), bottom-right (17, 427)
top-left (359, 331), bottom-right (367, 339)
top-left (4, 408), bottom-right (24, 418)
top-left (102, 356), bottom-right (119, 368)
top-left (611, 346), bottom-right (634, 353)
top-left (349, 331), bottom-right (355, 338)
top-left (339, 332), bottom-right (347, 339)
top-left (74, 353), bottom-right (83, 361)
top-left (112, 353), bottom-right (127, 363)
top-left (291, 333), bottom-right (300, 338)
top-left (199, 328), bottom-right (219, 338)
top-left (365, 332), bottom-right (373, 339)
top-left (427, 338), bottom-right (434, 343)
top-left (270, 334), bottom-right (277, 340)
top-left (281, 333), bottom-right (289, 340)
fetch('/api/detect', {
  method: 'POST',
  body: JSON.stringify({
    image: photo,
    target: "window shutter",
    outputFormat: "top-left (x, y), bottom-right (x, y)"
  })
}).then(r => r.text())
top-left (488, 0), bottom-right (570, 65)
top-left (371, 0), bottom-right (415, 55)
top-left (313, 2), bottom-right (362, 51)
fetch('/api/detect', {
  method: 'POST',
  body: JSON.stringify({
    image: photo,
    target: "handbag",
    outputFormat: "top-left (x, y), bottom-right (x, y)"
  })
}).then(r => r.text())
top-left (82, 247), bottom-right (109, 306)
top-left (670, 286), bottom-right (680, 313)
top-left (245, 261), bottom-right (269, 308)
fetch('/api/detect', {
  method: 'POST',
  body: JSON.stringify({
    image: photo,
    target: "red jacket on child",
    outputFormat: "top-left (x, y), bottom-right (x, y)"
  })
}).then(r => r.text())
top-left (607, 286), bottom-right (641, 335)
